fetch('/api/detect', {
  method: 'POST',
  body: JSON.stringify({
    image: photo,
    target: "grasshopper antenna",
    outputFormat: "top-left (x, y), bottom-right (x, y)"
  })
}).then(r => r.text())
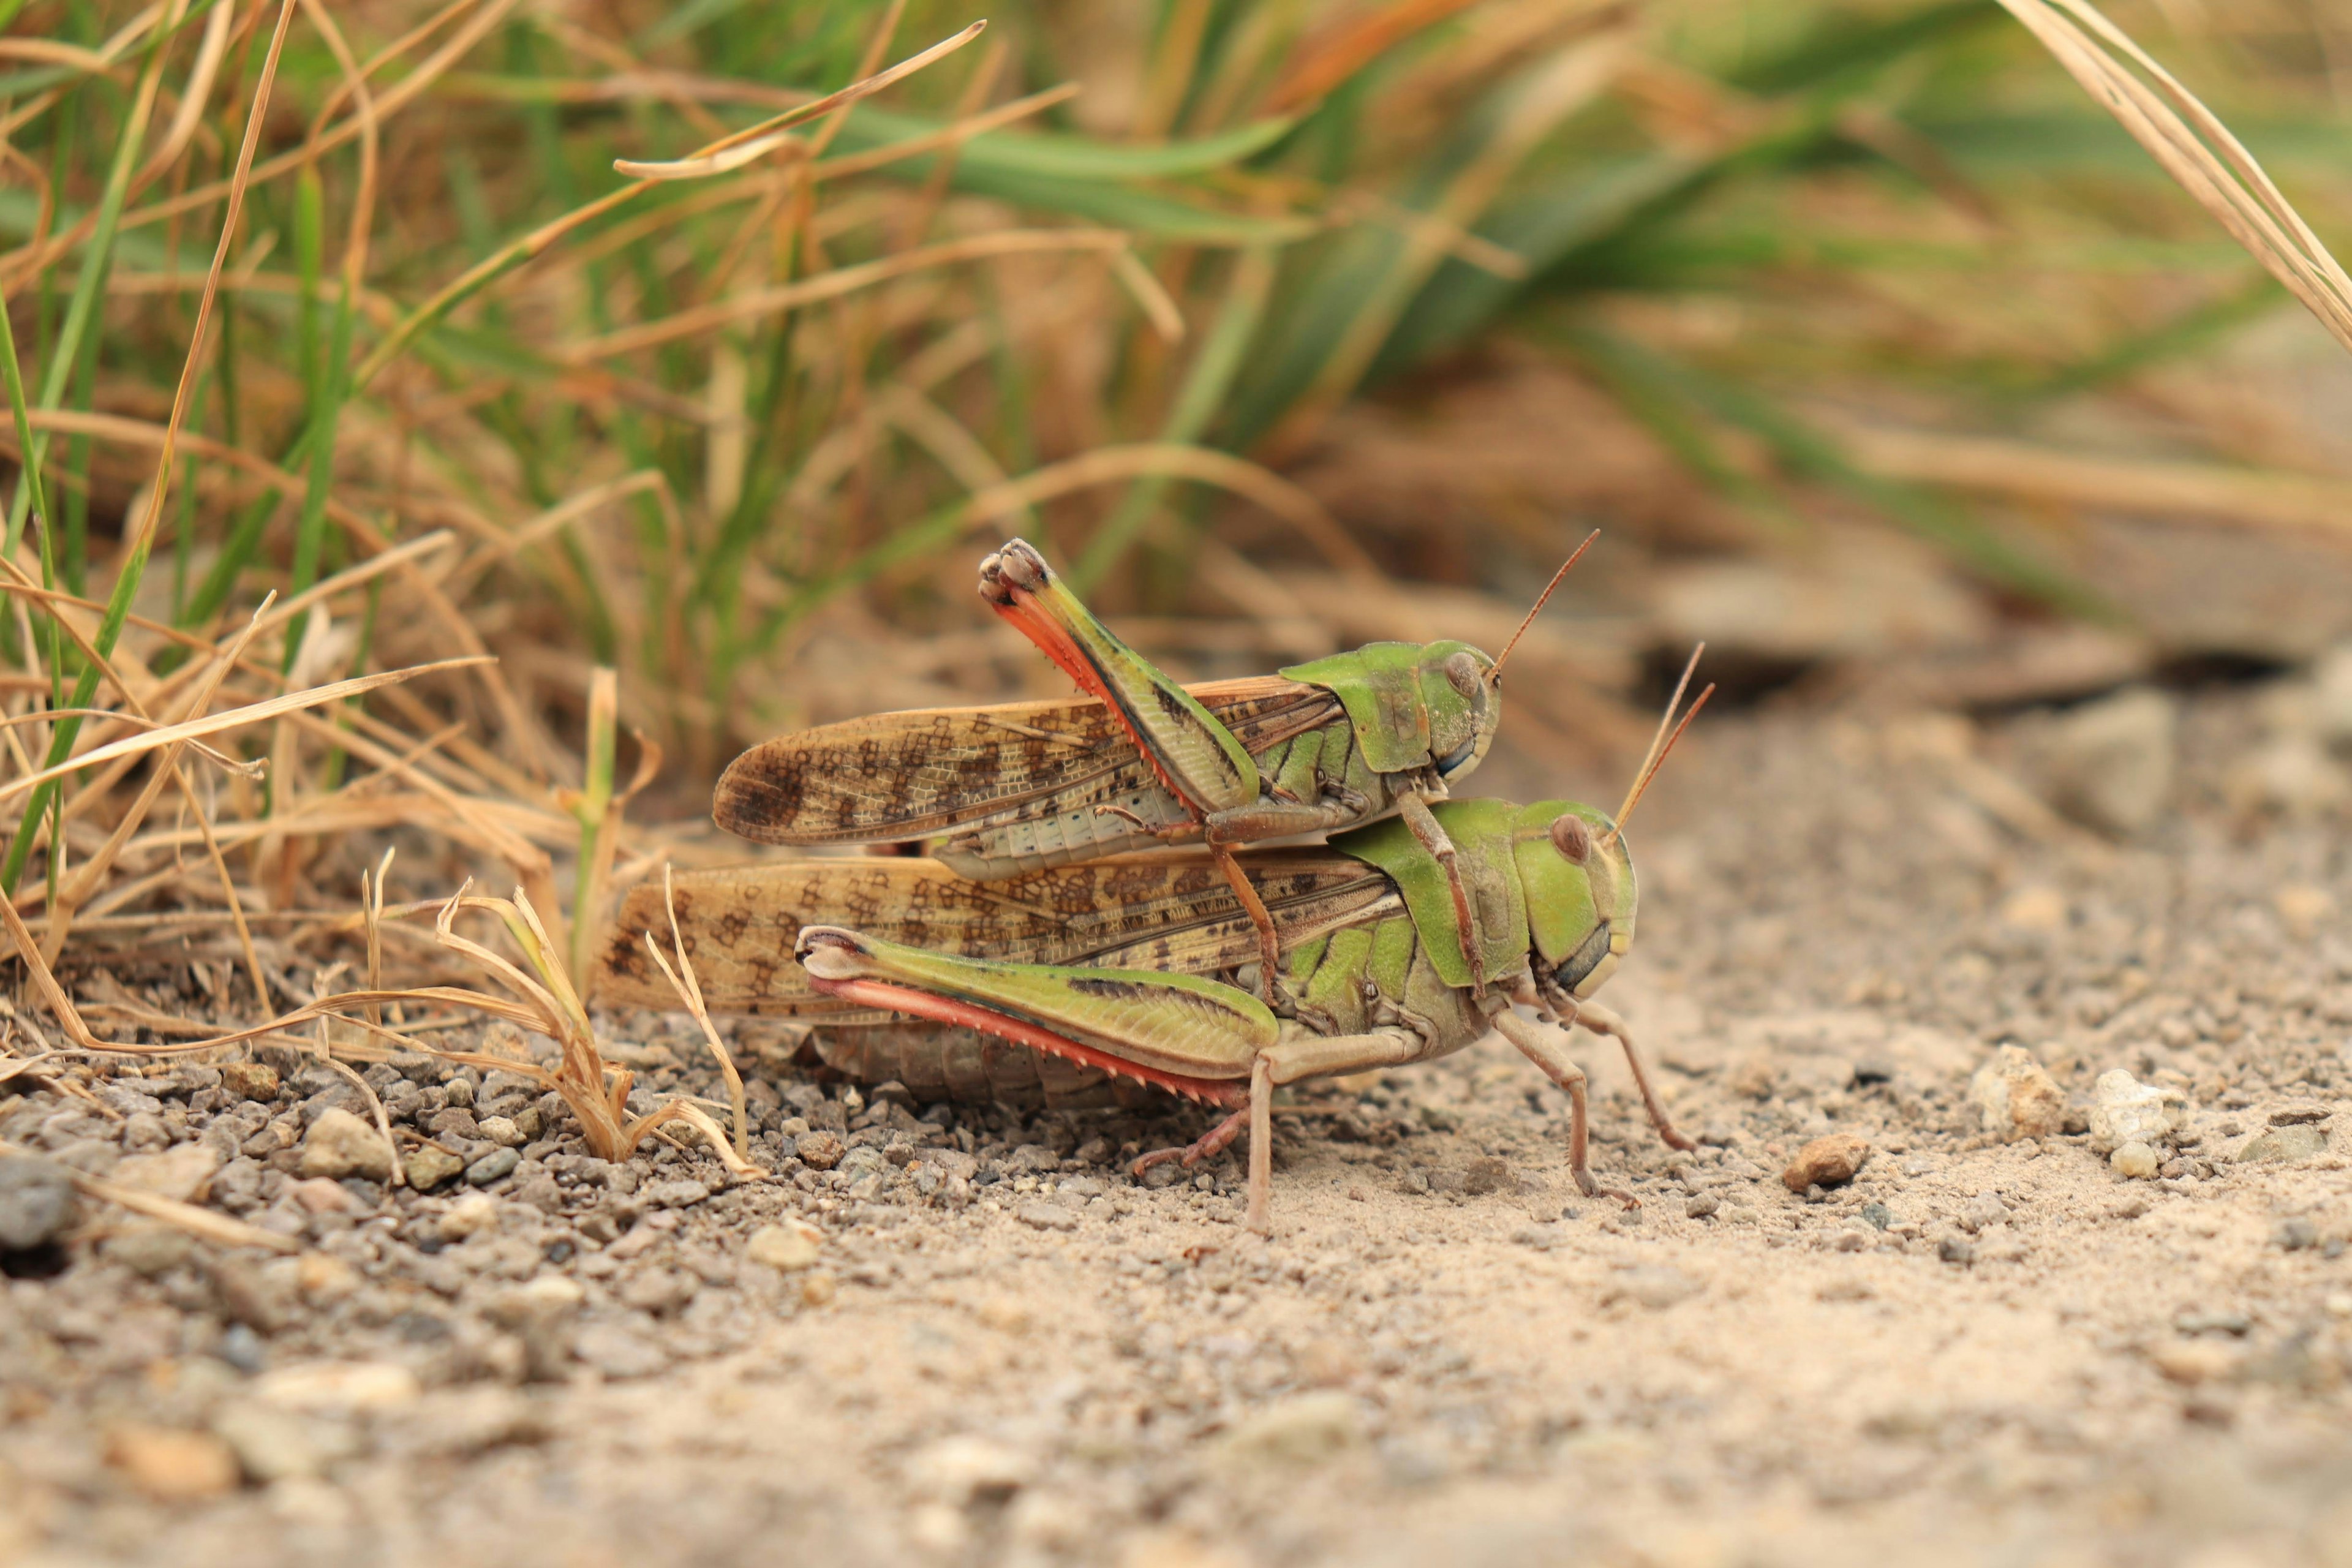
top-left (1490, 529), bottom-right (1600, 684)
top-left (1602, 643), bottom-right (1713, 846)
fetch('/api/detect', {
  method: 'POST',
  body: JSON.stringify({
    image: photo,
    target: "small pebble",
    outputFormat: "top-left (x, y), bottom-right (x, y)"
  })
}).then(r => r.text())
top-left (643, 1178), bottom-right (712, 1209)
top-left (1966, 1045), bottom-right (2067, 1142)
top-left (2149, 1341), bottom-right (2241, 1385)
top-left (1937, 1235), bottom-right (1974, 1265)
top-left (744, 1223), bottom-right (822, 1272)
top-left (2110, 1142), bottom-right (2160, 1180)
top-left (2238, 1125), bottom-right (2327, 1164)
top-left (404, 1147), bottom-right (465, 1191)
top-left (1685, 1193), bottom-right (1719, 1219)
top-left (113, 1143), bottom-right (222, 1202)
top-left (105, 1425), bottom-right (239, 1502)
top-left (219, 1062), bottom-right (280, 1102)
top-left (466, 1147), bottom-right (521, 1186)
top-left (1017, 1201), bottom-right (1078, 1232)
top-left (1460, 1156), bottom-right (1510, 1197)
top-left (2089, 1069), bottom-right (2188, 1155)
top-left (0, 1155), bottom-right (78, 1252)
top-left (439, 1193), bottom-right (498, 1240)
top-left (1859, 1202), bottom-right (1893, 1231)
top-left (1607, 1265), bottom-right (1703, 1309)
top-left (1959, 1191), bottom-right (2011, 1232)
top-left (1218, 1393), bottom-right (1362, 1465)
top-left (796, 1131), bottom-right (845, 1171)
top-left (2274, 1217), bottom-right (2319, 1251)
top-left (1782, 1134), bottom-right (1869, 1193)
top-left (300, 1109), bottom-right (392, 1184)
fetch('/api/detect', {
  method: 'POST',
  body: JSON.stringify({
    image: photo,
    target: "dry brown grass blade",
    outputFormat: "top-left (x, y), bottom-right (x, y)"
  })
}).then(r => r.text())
top-left (105, 0), bottom-right (298, 665)
top-left (1266, 0), bottom-right (1487, 113)
top-left (1833, 422), bottom-right (2352, 539)
top-left (568, 230), bottom-right (1138, 361)
top-left (1996, 0), bottom-right (2352, 356)
top-left (0, 2), bottom-right (170, 164)
top-left (952, 442), bottom-right (1386, 581)
top-left (133, 0), bottom-right (232, 187)
top-left (115, 0), bottom-right (526, 238)
top-left (815, 81), bottom-right (1079, 184)
top-left (0, 657), bottom-right (489, 812)
top-left (615, 12), bottom-right (975, 180)
top-left (41, 598), bottom-right (277, 964)
top-left (0, 871), bottom-right (101, 1049)
top-left (639, 864), bottom-right (748, 1161)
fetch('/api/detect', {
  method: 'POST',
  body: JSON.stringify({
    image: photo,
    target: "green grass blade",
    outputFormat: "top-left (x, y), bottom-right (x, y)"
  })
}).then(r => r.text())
top-left (4, 15), bottom-right (175, 555)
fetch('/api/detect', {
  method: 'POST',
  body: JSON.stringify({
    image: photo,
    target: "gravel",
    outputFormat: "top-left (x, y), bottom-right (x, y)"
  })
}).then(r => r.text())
top-left (1, 693), bottom-right (2348, 1567)
top-left (0, 1154), bottom-right (77, 1251)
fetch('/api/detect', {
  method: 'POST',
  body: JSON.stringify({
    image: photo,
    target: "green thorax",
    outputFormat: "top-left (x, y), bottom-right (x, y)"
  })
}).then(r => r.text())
top-left (1280, 640), bottom-right (1483, 774)
top-left (1332, 799), bottom-right (1606, 990)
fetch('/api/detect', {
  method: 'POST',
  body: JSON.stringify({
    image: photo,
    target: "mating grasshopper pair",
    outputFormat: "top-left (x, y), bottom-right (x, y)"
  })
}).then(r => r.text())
top-left (600, 538), bottom-right (1709, 1231)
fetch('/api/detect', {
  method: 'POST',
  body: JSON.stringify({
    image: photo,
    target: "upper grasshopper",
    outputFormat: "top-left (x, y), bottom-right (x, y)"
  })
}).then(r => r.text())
top-left (604, 664), bottom-right (1713, 1232)
top-left (714, 534), bottom-right (1597, 999)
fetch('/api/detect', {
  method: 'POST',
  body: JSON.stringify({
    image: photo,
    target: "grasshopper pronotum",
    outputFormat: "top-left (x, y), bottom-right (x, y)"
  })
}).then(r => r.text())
top-left (604, 661), bottom-right (1712, 1232)
top-left (712, 535), bottom-right (1596, 999)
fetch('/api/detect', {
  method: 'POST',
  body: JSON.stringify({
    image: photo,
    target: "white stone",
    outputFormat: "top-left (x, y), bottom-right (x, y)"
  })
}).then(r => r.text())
top-left (2087, 1068), bottom-right (2188, 1153)
top-left (1218, 1392), bottom-right (1363, 1464)
top-left (254, 1360), bottom-right (421, 1412)
top-left (744, 1221), bottom-right (821, 1272)
top-left (113, 1142), bottom-right (222, 1202)
top-left (2315, 643), bottom-right (2352, 745)
top-left (1967, 1045), bottom-right (2067, 1142)
top-left (2111, 1141), bottom-right (2160, 1180)
top-left (2022, 687), bottom-right (2177, 835)
top-left (907, 1435), bottom-right (1031, 1505)
top-left (437, 1191), bottom-right (499, 1240)
top-left (211, 1404), bottom-right (360, 1482)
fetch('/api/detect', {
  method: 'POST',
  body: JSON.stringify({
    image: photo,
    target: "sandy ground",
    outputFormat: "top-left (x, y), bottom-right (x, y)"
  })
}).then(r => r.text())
top-left (2, 686), bottom-right (2349, 1568)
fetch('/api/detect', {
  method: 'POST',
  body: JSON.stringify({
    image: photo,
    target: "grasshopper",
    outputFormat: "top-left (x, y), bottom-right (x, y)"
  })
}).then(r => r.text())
top-left (611, 665), bottom-right (1711, 1232)
top-left (713, 533), bottom-right (1597, 1000)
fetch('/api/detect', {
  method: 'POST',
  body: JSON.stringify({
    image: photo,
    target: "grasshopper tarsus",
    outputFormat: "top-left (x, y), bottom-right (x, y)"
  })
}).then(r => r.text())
top-left (1132, 1104), bottom-right (1250, 1180)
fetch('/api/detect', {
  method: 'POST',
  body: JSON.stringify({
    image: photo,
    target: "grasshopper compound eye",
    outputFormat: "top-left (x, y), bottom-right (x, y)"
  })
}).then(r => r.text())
top-left (1444, 649), bottom-right (1483, 699)
top-left (1550, 813), bottom-right (1591, 864)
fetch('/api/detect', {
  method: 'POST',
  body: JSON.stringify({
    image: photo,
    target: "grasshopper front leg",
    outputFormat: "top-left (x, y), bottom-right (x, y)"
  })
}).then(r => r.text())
top-left (1394, 790), bottom-right (1485, 992)
top-left (981, 541), bottom-right (1289, 999)
top-left (1488, 1008), bottom-right (1635, 1206)
top-left (1558, 997), bottom-right (1698, 1155)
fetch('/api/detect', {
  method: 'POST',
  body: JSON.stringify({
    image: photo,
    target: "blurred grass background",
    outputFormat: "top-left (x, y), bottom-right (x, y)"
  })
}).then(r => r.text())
top-left (2, 0), bottom-right (2350, 936)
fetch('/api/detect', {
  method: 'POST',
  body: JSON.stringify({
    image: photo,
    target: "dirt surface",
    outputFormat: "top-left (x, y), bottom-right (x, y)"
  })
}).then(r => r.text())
top-left (3, 685), bottom-right (2350, 1568)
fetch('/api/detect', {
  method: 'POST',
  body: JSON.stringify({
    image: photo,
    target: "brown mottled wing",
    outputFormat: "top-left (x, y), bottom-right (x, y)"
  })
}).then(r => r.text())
top-left (594, 850), bottom-right (1399, 1017)
top-left (712, 676), bottom-right (1341, 845)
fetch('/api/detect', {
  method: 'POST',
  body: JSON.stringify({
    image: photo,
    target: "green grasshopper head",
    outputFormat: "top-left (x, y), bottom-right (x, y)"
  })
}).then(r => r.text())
top-left (1510, 801), bottom-right (1629, 1003)
top-left (1420, 641), bottom-right (1499, 781)
top-left (1522, 649), bottom-right (1713, 1008)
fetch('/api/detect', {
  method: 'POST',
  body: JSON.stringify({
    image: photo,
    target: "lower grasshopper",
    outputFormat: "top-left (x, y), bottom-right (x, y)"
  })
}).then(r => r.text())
top-left (605, 673), bottom-right (1711, 1231)
top-left (714, 535), bottom-right (1597, 999)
